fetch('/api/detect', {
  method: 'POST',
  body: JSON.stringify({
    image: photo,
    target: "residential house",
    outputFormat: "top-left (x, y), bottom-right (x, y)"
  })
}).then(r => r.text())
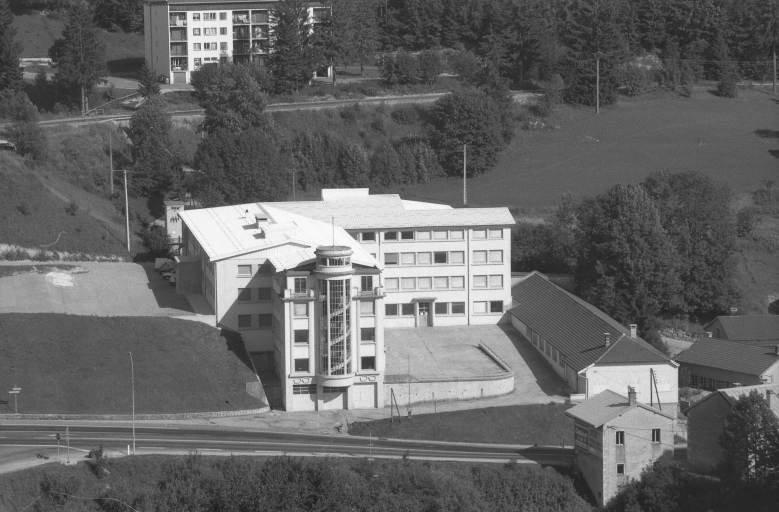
top-left (676, 339), bottom-right (779, 390)
top-left (686, 383), bottom-right (779, 472)
top-left (566, 388), bottom-right (676, 506)
top-left (510, 272), bottom-right (679, 412)
top-left (704, 314), bottom-right (779, 347)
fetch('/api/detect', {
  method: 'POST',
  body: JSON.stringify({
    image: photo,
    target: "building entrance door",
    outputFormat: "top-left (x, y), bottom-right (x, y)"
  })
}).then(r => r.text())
top-left (418, 302), bottom-right (432, 327)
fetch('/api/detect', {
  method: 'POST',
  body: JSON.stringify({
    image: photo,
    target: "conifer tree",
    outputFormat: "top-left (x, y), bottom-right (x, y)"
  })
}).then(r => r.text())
top-left (0, 0), bottom-right (22, 91)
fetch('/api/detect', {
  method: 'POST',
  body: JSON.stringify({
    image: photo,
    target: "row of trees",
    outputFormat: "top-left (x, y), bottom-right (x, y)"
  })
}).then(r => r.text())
top-left (513, 171), bottom-right (737, 340)
top-left (380, 0), bottom-right (778, 100)
top-left (28, 455), bottom-right (591, 511)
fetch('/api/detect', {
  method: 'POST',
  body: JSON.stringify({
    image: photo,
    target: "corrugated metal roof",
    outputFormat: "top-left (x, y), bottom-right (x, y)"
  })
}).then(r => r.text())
top-left (676, 338), bottom-right (779, 376)
top-left (566, 390), bottom-right (674, 427)
top-left (179, 202), bottom-right (377, 269)
top-left (268, 194), bottom-right (515, 229)
top-left (706, 315), bottom-right (779, 343)
top-left (509, 272), bottom-right (673, 371)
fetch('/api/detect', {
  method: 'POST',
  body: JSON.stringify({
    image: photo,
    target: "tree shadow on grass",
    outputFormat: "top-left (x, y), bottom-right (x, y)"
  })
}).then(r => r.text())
top-left (770, 149), bottom-right (779, 159)
top-left (754, 129), bottom-right (779, 139)
top-left (107, 57), bottom-right (145, 78)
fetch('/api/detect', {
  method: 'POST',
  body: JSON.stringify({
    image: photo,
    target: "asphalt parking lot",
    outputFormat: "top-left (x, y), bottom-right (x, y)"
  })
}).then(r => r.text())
top-left (0, 262), bottom-right (193, 316)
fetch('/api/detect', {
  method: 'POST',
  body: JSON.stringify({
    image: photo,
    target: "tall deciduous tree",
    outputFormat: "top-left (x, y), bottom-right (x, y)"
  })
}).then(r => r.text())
top-left (574, 184), bottom-right (680, 332)
top-left (49, 2), bottom-right (106, 115)
top-left (0, 0), bottom-right (21, 90)
top-left (427, 88), bottom-right (512, 177)
top-left (190, 62), bottom-right (268, 133)
top-left (269, 0), bottom-right (317, 94)
top-left (642, 171), bottom-right (736, 318)
top-left (193, 127), bottom-right (287, 206)
top-left (126, 96), bottom-right (175, 195)
top-left (720, 391), bottom-right (779, 487)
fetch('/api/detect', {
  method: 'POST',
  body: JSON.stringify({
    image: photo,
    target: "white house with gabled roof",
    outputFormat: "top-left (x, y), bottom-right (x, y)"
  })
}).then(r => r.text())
top-left (175, 188), bottom-right (514, 411)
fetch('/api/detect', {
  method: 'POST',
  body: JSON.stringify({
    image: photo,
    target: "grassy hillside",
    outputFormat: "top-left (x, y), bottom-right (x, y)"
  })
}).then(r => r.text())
top-left (733, 213), bottom-right (779, 314)
top-left (0, 153), bottom-right (128, 256)
top-left (403, 87), bottom-right (779, 211)
top-left (0, 314), bottom-right (261, 414)
top-left (13, 13), bottom-right (144, 74)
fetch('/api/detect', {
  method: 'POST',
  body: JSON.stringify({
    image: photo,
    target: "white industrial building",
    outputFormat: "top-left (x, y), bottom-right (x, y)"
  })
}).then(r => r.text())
top-left (175, 189), bottom-right (514, 411)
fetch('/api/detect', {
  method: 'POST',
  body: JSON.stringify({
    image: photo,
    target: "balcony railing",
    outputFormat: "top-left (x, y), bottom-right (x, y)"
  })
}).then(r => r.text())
top-left (169, 18), bottom-right (187, 27)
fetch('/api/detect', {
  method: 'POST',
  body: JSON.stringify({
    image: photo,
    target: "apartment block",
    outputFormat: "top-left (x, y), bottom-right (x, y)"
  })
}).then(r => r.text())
top-left (144, 0), bottom-right (328, 84)
top-left (175, 189), bottom-right (514, 411)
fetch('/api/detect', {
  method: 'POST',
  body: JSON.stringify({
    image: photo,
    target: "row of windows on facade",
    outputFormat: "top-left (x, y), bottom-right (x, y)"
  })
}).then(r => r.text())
top-left (291, 379), bottom-right (373, 395)
top-left (236, 300), bottom-right (376, 327)
top-left (292, 357), bottom-right (375, 374)
top-left (575, 425), bottom-right (662, 450)
top-left (687, 374), bottom-right (738, 391)
top-left (384, 249), bottom-right (503, 266)
top-left (385, 300), bottom-right (503, 316)
top-left (294, 327), bottom-right (374, 345)
top-left (384, 274), bottom-right (503, 292)
top-left (358, 228), bottom-right (503, 243)
top-left (531, 331), bottom-right (566, 369)
top-left (170, 11), bottom-right (269, 24)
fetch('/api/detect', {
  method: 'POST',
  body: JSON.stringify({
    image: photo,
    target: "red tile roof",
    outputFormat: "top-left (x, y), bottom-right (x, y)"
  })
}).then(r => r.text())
top-left (510, 272), bottom-right (673, 372)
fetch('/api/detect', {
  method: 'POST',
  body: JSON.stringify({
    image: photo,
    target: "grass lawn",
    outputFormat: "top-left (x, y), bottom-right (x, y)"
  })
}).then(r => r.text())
top-left (13, 13), bottom-right (144, 75)
top-left (733, 212), bottom-right (779, 314)
top-left (349, 403), bottom-right (575, 446)
top-left (0, 153), bottom-right (128, 257)
top-left (403, 87), bottom-right (779, 211)
top-left (0, 313), bottom-right (262, 414)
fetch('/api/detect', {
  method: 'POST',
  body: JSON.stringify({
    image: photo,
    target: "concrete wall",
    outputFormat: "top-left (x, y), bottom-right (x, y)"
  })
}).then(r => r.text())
top-left (586, 363), bottom-right (678, 409)
top-left (600, 408), bottom-right (675, 506)
top-left (383, 372), bottom-right (515, 408)
top-left (144, 1), bottom-right (170, 79)
top-left (354, 226), bottom-right (512, 327)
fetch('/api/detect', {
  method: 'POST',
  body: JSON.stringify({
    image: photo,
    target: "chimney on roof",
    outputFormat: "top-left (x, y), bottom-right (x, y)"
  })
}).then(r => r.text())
top-left (604, 332), bottom-right (611, 347)
top-left (629, 324), bottom-right (638, 338)
top-left (628, 386), bottom-right (637, 406)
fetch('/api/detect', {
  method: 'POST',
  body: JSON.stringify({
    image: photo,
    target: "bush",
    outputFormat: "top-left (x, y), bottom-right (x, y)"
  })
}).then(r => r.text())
top-left (390, 106), bottom-right (419, 125)
top-left (716, 71), bottom-right (738, 98)
top-left (417, 50), bottom-right (442, 85)
top-left (736, 207), bottom-right (758, 238)
top-left (16, 202), bottom-right (30, 215)
top-left (64, 201), bottom-right (79, 216)
top-left (621, 66), bottom-right (656, 96)
top-left (449, 50), bottom-right (482, 85)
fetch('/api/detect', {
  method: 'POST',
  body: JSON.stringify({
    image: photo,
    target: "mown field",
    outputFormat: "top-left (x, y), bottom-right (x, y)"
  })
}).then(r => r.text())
top-left (0, 314), bottom-right (261, 414)
top-left (350, 403), bottom-right (574, 446)
top-left (404, 87), bottom-right (779, 211)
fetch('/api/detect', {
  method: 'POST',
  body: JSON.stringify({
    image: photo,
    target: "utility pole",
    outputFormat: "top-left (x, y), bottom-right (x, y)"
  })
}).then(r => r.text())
top-left (595, 55), bottom-right (600, 115)
top-left (66, 426), bottom-right (70, 464)
top-left (462, 144), bottom-right (467, 206)
top-left (407, 354), bottom-right (411, 417)
top-left (123, 170), bottom-right (130, 252)
top-left (128, 351), bottom-right (136, 455)
top-left (108, 128), bottom-right (114, 195)
top-left (291, 167), bottom-right (296, 201)
top-left (773, 49), bottom-right (777, 95)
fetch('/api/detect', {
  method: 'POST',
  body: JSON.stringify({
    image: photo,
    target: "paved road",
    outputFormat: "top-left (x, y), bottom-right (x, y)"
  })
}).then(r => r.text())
top-left (0, 424), bottom-right (573, 468)
top-left (1, 91), bottom-right (539, 130)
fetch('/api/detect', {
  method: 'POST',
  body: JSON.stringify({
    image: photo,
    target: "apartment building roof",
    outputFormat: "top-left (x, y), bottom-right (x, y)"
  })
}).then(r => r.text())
top-left (510, 272), bottom-right (674, 372)
top-left (269, 189), bottom-right (515, 230)
top-left (179, 202), bottom-right (378, 269)
top-left (705, 314), bottom-right (779, 344)
top-left (566, 390), bottom-right (675, 428)
top-left (675, 338), bottom-right (779, 377)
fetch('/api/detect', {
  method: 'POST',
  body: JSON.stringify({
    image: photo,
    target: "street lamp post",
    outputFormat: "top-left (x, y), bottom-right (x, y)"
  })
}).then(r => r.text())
top-left (128, 351), bottom-right (136, 455)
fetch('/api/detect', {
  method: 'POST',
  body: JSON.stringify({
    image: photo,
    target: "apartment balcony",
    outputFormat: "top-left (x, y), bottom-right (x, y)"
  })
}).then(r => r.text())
top-left (232, 12), bottom-right (250, 24)
top-left (251, 11), bottom-right (269, 24)
top-left (169, 28), bottom-right (187, 41)
top-left (233, 27), bottom-right (250, 40)
top-left (353, 286), bottom-right (385, 299)
top-left (169, 15), bottom-right (187, 27)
